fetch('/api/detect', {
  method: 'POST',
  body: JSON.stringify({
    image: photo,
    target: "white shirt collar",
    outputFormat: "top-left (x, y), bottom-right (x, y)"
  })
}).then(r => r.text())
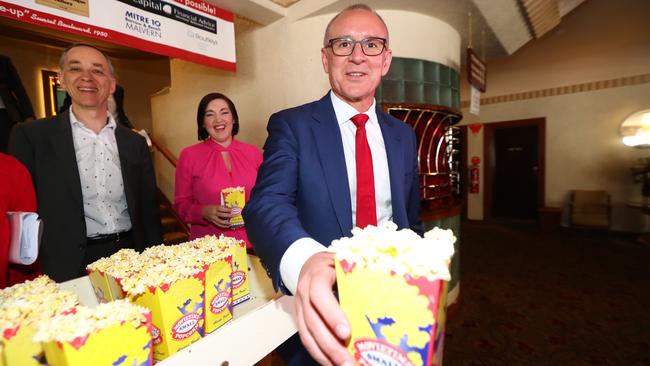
top-left (69, 107), bottom-right (116, 132)
top-left (329, 91), bottom-right (378, 126)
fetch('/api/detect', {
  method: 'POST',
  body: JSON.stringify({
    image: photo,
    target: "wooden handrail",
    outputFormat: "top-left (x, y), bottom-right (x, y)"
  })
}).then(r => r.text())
top-left (149, 134), bottom-right (178, 168)
top-left (139, 131), bottom-right (190, 238)
top-left (157, 187), bottom-right (191, 238)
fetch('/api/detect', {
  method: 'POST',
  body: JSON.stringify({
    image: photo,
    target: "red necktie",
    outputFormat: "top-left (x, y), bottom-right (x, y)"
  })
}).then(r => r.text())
top-left (351, 113), bottom-right (377, 228)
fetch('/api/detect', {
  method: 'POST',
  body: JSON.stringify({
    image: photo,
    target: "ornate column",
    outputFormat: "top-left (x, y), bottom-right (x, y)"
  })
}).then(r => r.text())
top-left (374, 12), bottom-right (464, 307)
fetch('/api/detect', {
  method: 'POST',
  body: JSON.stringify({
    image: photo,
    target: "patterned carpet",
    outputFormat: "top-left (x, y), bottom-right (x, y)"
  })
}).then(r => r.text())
top-left (443, 221), bottom-right (650, 366)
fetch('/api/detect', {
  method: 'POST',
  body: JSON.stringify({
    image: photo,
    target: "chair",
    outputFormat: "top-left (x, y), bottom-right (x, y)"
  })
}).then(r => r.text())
top-left (568, 190), bottom-right (611, 229)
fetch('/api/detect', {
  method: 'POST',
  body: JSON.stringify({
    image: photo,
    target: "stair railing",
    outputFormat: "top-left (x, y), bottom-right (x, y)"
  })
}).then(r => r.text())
top-left (144, 131), bottom-right (191, 239)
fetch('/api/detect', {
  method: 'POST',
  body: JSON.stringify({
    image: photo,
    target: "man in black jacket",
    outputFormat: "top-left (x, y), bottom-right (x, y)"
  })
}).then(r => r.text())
top-left (9, 44), bottom-right (162, 282)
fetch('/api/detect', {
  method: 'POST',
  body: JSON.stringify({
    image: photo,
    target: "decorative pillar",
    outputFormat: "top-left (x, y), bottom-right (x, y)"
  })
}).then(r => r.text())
top-left (377, 55), bottom-right (463, 309)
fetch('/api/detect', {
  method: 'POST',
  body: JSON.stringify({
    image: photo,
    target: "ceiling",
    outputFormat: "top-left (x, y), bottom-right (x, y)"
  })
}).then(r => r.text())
top-left (212, 0), bottom-right (587, 62)
top-left (0, 14), bottom-right (163, 60)
top-left (0, 0), bottom-right (586, 63)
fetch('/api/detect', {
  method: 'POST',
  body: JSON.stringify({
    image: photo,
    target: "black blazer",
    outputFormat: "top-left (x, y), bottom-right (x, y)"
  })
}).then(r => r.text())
top-left (0, 55), bottom-right (35, 123)
top-left (8, 110), bottom-right (163, 281)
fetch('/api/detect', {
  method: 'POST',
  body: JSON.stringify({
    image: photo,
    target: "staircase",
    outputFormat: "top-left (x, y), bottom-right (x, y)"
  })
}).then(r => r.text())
top-left (158, 189), bottom-right (190, 245)
top-left (142, 131), bottom-right (190, 245)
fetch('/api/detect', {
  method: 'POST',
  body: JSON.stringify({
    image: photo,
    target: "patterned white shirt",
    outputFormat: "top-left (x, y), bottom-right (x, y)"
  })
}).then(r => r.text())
top-left (69, 108), bottom-right (131, 237)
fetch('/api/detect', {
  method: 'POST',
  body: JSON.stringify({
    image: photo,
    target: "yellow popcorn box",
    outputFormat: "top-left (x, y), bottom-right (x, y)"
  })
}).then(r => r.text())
top-left (231, 239), bottom-right (250, 306)
top-left (86, 269), bottom-right (130, 303)
top-left (40, 313), bottom-right (153, 366)
top-left (127, 275), bottom-right (205, 361)
top-left (105, 274), bottom-right (128, 301)
top-left (331, 223), bottom-right (455, 366)
top-left (202, 255), bottom-right (234, 334)
top-left (87, 249), bottom-right (140, 302)
top-left (221, 186), bottom-right (246, 228)
top-left (86, 269), bottom-right (114, 303)
top-left (1, 323), bottom-right (46, 366)
top-left (0, 278), bottom-right (79, 366)
top-left (335, 261), bottom-right (449, 366)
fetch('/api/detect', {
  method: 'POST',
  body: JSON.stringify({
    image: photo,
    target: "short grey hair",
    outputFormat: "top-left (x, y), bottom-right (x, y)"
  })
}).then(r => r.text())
top-left (58, 43), bottom-right (115, 77)
top-left (323, 4), bottom-right (389, 47)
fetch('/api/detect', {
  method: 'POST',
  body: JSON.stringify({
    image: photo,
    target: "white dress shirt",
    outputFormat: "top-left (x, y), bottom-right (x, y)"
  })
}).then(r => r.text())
top-left (69, 108), bottom-right (131, 237)
top-left (279, 91), bottom-right (393, 294)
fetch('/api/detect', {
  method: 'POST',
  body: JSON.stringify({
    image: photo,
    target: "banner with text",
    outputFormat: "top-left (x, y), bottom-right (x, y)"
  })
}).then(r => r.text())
top-left (0, 0), bottom-right (236, 71)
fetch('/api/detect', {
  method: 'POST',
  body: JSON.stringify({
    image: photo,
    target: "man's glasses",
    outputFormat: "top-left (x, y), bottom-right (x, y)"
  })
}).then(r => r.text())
top-left (325, 37), bottom-right (387, 56)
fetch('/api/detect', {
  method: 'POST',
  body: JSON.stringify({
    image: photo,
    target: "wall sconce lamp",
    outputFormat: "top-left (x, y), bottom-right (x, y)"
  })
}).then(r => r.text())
top-left (620, 109), bottom-right (650, 148)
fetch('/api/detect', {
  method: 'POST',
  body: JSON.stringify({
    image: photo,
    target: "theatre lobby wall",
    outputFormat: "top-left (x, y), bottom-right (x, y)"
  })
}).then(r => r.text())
top-left (457, 0), bottom-right (650, 232)
top-left (0, 35), bottom-right (169, 134)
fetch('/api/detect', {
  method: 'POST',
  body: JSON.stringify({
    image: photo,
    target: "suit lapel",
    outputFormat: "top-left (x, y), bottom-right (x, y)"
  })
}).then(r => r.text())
top-left (311, 95), bottom-right (353, 235)
top-left (115, 126), bottom-right (136, 218)
top-left (377, 109), bottom-right (406, 220)
top-left (49, 112), bottom-right (84, 209)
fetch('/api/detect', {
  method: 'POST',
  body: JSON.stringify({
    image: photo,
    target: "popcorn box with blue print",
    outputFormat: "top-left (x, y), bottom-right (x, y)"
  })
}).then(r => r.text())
top-left (127, 275), bottom-right (205, 361)
top-left (40, 311), bottom-right (153, 366)
top-left (221, 186), bottom-right (246, 228)
top-left (86, 269), bottom-right (114, 303)
top-left (203, 254), bottom-right (234, 334)
top-left (331, 223), bottom-right (455, 366)
top-left (86, 269), bottom-right (128, 303)
top-left (0, 276), bottom-right (79, 366)
top-left (335, 264), bottom-right (449, 366)
top-left (1, 323), bottom-right (47, 366)
top-left (179, 235), bottom-right (237, 333)
top-left (231, 239), bottom-right (250, 306)
top-left (86, 248), bottom-right (140, 303)
top-left (105, 274), bottom-right (127, 301)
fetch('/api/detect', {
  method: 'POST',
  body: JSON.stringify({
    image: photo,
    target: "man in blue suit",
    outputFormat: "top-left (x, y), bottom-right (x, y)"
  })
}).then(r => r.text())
top-left (243, 4), bottom-right (421, 366)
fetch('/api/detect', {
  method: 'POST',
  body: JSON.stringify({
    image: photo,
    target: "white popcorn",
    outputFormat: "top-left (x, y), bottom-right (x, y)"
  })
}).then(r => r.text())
top-left (33, 300), bottom-right (149, 343)
top-left (0, 276), bottom-right (80, 335)
top-left (86, 235), bottom-right (240, 296)
top-left (329, 222), bottom-right (456, 281)
top-left (86, 249), bottom-right (139, 272)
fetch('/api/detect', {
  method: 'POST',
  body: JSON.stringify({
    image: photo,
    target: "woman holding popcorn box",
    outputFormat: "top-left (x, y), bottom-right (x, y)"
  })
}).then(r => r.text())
top-left (174, 93), bottom-right (262, 249)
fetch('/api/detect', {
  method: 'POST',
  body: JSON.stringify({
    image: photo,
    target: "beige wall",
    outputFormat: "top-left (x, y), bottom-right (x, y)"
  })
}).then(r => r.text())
top-left (460, 0), bottom-right (650, 100)
top-left (0, 36), bottom-right (170, 133)
top-left (462, 83), bottom-right (650, 231)
top-left (152, 9), bottom-right (461, 200)
top-left (458, 1), bottom-right (650, 231)
top-left (381, 10), bottom-right (461, 70)
top-left (104, 57), bottom-right (170, 133)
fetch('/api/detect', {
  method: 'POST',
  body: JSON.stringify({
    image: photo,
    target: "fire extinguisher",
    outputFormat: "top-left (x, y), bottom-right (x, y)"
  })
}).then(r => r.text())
top-left (470, 156), bottom-right (480, 194)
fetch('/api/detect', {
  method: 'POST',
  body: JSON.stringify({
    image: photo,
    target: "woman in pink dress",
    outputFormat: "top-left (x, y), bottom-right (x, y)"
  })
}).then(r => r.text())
top-left (174, 93), bottom-right (262, 248)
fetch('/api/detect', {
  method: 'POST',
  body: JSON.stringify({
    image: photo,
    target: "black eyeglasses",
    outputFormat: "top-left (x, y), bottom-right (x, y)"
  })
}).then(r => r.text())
top-left (325, 37), bottom-right (387, 56)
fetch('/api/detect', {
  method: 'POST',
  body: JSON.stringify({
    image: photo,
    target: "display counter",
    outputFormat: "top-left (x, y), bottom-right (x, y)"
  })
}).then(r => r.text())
top-left (59, 256), bottom-right (298, 366)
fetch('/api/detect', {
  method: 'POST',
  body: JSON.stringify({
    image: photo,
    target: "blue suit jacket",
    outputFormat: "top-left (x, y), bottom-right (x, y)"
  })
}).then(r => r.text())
top-left (243, 94), bottom-right (422, 290)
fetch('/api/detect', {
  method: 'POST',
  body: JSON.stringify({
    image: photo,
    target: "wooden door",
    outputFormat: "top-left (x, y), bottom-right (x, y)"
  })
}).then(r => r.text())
top-left (484, 118), bottom-right (545, 220)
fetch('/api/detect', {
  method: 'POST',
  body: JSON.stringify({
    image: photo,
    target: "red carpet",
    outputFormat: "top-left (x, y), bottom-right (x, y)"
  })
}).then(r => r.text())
top-left (443, 221), bottom-right (650, 365)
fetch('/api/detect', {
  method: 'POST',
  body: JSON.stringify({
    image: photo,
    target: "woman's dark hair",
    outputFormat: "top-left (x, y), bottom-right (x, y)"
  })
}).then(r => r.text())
top-left (197, 93), bottom-right (239, 140)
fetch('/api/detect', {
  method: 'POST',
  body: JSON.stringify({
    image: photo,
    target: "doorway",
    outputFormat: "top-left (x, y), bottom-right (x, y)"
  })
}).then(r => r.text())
top-left (484, 118), bottom-right (545, 221)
